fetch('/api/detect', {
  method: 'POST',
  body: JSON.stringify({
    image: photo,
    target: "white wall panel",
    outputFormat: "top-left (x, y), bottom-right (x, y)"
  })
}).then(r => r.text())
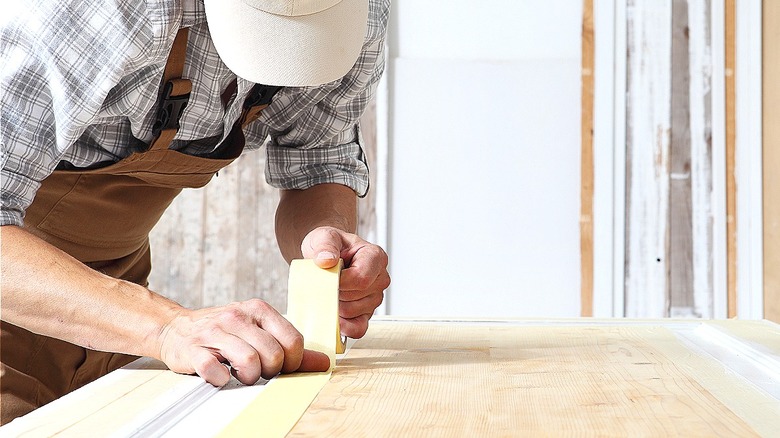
top-left (393, 0), bottom-right (583, 61)
top-left (387, 58), bottom-right (581, 317)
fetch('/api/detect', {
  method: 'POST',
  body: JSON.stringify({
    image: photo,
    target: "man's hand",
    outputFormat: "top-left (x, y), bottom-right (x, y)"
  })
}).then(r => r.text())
top-left (157, 299), bottom-right (330, 387)
top-left (301, 226), bottom-right (391, 339)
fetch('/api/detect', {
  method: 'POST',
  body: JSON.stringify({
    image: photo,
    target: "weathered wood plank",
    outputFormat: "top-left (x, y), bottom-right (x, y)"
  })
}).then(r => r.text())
top-left (688, 0), bottom-right (714, 318)
top-left (670, 0), bottom-right (694, 316)
top-left (625, 0), bottom-right (673, 317)
top-left (201, 158), bottom-right (240, 307)
top-left (148, 187), bottom-right (205, 309)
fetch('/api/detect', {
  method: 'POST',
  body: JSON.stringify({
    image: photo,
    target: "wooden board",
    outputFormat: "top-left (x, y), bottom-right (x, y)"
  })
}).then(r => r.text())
top-left (725, 0), bottom-right (737, 318)
top-left (670, 0), bottom-right (694, 315)
top-left (290, 320), bottom-right (780, 436)
top-left (580, 0), bottom-right (594, 317)
top-left (763, 0), bottom-right (780, 324)
top-left (4, 319), bottom-right (779, 437)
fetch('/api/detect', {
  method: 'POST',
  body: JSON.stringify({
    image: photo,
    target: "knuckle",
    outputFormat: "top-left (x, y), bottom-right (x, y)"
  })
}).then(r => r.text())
top-left (269, 348), bottom-right (284, 367)
top-left (236, 350), bottom-right (259, 368)
top-left (379, 274), bottom-right (391, 290)
top-left (352, 273), bottom-right (373, 290)
top-left (289, 332), bottom-right (304, 352)
top-left (219, 307), bottom-right (245, 325)
top-left (373, 292), bottom-right (385, 309)
top-left (354, 324), bottom-right (369, 339)
top-left (193, 354), bottom-right (218, 375)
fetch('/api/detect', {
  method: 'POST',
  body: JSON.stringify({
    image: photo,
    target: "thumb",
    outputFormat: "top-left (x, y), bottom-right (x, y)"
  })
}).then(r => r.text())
top-left (302, 227), bottom-right (343, 269)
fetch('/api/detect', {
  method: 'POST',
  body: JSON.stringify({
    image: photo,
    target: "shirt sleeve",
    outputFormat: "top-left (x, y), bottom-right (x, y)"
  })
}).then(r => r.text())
top-left (255, 0), bottom-right (389, 197)
top-left (0, 1), bottom-right (161, 226)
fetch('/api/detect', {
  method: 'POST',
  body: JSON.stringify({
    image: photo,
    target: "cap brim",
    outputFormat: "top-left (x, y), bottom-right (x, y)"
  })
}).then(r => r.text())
top-left (204, 0), bottom-right (368, 86)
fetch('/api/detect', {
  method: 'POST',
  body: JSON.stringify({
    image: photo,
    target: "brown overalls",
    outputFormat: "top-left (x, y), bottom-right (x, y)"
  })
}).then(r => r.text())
top-left (0, 28), bottom-right (276, 423)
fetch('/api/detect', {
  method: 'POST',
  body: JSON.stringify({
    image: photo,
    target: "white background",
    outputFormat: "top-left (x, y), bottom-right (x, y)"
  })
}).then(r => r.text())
top-left (385, 0), bottom-right (583, 317)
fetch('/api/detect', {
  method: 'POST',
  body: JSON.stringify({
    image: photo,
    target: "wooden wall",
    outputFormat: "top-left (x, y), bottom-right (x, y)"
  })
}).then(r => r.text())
top-left (620, 0), bottom-right (717, 318)
top-left (148, 104), bottom-right (378, 312)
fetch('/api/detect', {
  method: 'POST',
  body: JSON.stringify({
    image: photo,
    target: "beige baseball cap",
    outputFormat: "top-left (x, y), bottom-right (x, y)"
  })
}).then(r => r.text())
top-left (204, 0), bottom-right (368, 86)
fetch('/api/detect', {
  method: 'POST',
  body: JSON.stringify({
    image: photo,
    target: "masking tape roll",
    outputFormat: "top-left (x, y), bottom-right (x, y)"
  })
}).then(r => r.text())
top-left (217, 259), bottom-right (342, 437)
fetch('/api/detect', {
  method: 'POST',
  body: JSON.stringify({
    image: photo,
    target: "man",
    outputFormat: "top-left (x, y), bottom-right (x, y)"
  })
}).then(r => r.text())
top-left (0, 0), bottom-right (391, 424)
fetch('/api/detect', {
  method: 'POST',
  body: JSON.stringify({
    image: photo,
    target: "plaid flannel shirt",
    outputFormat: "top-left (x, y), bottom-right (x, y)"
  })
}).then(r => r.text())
top-left (0, 0), bottom-right (388, 226)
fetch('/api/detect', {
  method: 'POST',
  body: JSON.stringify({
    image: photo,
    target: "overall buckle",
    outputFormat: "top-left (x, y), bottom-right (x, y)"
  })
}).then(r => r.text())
top-left (244, 84), bottom-right (283, 109)
top-left (152, 79), bottom-right (191, 136)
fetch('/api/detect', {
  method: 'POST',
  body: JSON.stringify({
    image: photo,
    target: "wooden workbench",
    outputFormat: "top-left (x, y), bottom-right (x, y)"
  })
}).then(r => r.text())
top-left (3, 318), bottom-right (779, 437)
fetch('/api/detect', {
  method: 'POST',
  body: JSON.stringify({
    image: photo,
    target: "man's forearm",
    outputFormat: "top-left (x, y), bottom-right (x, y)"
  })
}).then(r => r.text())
top-left (275, 183), bottom-right (358, 263)
top-left (0, 225), bottom-right (181, 357)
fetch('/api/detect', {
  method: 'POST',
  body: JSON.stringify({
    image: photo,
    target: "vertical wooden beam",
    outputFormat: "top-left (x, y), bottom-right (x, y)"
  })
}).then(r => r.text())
top-left (625, 0), bottom-right (673, 318)
top-left (581, 0), bottom-right (595, 317)
top-left (688, 0), bottom-right (714, 318)
top-left (763, 0), bottom-right (780, 323)
top-left (669, 0), bottom-right (694, 317)
top-left (725, 0), bottom-right (737, 318)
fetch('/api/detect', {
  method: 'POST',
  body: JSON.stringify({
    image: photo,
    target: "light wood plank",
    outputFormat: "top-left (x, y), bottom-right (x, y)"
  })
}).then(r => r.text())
top-left (291, 322), bottom-right (771, 436)
top-left (6, 320), bottom-right (780, 436)
top-left (763, 0), bottom-right (780, 324)
top-left (580, 0), bottom-right (594, 317)
top-left (725, 0), bottom-right (737, 318)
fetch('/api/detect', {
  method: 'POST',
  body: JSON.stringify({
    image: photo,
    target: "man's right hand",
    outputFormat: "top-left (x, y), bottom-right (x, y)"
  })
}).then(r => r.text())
top-left (156, 299), bottom-right (330, 387)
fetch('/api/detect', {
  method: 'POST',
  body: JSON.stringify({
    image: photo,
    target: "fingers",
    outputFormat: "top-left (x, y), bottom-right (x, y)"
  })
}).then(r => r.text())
top-left (295, 349), bottom-right (331, 373)
top-left (300, 227), bottom-right (391, 340)
top-left (340, 314), bottom-right (372, 339)
top-left (158, 299), bottom-right (329, 387)
top-left (301, 227), bottom-right (343, 269)
top-left (191, 349), bottom-right (231, 387)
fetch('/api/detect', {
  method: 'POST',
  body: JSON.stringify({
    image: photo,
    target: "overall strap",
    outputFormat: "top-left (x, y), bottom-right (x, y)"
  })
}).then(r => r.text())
top-left (149, 28), bottom-right (282, 152)
top-left (150, 28), bottom-right (192, 151)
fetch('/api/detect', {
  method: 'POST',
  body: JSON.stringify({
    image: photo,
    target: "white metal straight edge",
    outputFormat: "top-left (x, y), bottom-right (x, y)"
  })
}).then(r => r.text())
top-left (710, 0), bottom-right (729, 319)
top-left (735, 0), bottom-right (764, 319)
top-left (592, 0), bottom-right (617, 318)
top-left (674, 323), bottom-right (780, 400)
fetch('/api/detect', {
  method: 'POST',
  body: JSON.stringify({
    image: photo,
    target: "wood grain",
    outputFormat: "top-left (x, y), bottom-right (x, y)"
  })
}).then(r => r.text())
top-left (763, 0), bottom-right (780, 324)
top-left (290, 322), bottom-right (768, 436)
top-left (581, 0), bottom-right (594, 317)
top-left (725, 0), bottom-right (737, 318)
top-left (5, 320), bottom-right (779, 436)
top-left (670, 0), bottom-right (694, 315)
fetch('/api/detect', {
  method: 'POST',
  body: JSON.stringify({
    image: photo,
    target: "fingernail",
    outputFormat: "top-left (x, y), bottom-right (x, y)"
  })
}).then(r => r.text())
top-left (317, 251), bottom-right (338, 261)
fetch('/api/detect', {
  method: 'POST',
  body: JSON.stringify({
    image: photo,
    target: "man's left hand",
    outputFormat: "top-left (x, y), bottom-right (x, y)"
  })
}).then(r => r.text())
top-left (301, 226), bottom-right (390, 339)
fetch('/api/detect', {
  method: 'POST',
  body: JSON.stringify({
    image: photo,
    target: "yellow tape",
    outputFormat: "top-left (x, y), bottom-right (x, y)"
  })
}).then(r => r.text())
top-left (218, 259), bottom-right (342, 437)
